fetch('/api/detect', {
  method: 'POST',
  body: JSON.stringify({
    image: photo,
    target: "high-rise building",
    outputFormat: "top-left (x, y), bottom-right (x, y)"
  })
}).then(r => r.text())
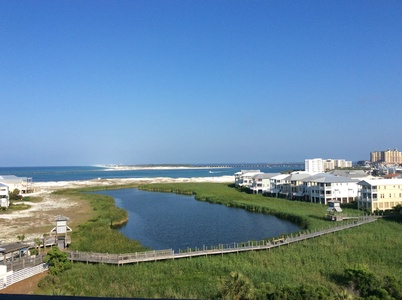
top-left (370, 149), bottom-right (402, 164)
top-left (305, 158), bottom-right (324, 173)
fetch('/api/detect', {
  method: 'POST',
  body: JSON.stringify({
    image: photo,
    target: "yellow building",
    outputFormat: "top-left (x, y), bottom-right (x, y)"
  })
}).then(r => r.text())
top-left (370, 148), bottom-right (402, 164)
top-left (358, 179), bottom-right (402, 212)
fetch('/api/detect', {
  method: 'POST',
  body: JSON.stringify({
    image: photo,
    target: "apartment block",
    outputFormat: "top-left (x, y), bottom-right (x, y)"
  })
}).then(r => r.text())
top-left (358, 179), bottom-right (402, 212)
top-left (370, 148), bottom-right (402, 164)
top-left (305, 158), bottom-right (352, 172)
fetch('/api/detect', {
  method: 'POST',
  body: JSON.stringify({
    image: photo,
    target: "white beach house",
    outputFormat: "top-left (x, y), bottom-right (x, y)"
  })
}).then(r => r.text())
top-left (280, 171), bottom-right (312, 199)
top-left (301, 173), bottom-right (359, 205)
top-left (234, 170), bottom-right (261, 187)
top-left (249, 173), bottom-right (280, 194)
top-left (0, 183), bottom-right (10, 209)
top-left (0, 175), bottom-right (33, 194)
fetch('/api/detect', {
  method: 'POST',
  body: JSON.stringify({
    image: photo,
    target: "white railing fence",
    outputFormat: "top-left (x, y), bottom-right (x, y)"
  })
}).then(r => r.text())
top-left (0, 263), bottom-right (48, 290)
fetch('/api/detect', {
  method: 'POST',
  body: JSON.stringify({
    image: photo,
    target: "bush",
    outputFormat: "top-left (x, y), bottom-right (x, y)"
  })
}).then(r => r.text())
top-left (44, 247), bottom-right (72, 275)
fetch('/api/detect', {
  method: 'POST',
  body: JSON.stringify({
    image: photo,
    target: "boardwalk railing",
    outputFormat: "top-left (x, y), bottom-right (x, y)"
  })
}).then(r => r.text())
top-left (67, 216), bottom-right (378, 266)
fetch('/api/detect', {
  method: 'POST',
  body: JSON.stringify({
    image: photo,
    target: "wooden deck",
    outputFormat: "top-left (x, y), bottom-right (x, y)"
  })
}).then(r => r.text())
top-left (67, 216), bottom-right (378, 265)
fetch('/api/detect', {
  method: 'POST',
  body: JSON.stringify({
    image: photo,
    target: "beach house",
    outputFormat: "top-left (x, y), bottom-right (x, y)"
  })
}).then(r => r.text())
top-left (249, 173), bottom-right (280, 194)
top-left (234, 170), bottom-right (261, 187)
top-left (301, 173), bottom-right (359, 205)
top-left (357, 178), bottom-right (402, 212)
top-left (280, 171), bottom-right (312, 200)
top-left (267, 174), bottom-right (290, 197)
top-left (0, 183), bottom-right (10, 209)
top-left (0, 175), bottom-right (33, 194)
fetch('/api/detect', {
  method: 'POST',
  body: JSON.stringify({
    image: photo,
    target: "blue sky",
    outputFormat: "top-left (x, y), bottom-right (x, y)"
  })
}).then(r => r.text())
top-left (1, 0), bottom-right (401, 166)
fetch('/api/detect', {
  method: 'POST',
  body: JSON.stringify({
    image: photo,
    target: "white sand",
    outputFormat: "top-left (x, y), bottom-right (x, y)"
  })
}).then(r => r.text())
top-left (0, 176), bottom-right (234, 244)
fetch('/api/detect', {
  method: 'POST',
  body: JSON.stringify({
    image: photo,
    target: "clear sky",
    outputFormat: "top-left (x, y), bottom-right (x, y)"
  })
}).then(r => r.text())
top-left (1, 0), bottom-right (401, 166)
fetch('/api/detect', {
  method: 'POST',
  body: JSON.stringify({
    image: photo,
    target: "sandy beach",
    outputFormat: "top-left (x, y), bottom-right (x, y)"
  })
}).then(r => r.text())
top-left (0, 176), bottom-right (234, 244)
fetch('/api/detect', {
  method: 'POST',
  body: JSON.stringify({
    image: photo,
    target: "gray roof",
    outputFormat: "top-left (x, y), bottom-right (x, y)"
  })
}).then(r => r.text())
top-left (252, 173), bottom-right (281, 179)
top-left (302, 173), bottom-right (359, 183)
top-left (287, 172), bottom-right (312, 181)
top-left (0, 242), bottom-right (30, 254)
top-left (327, 206), bottom-right (343, 212)
top-left (328, 169), bottom-right (370, 179)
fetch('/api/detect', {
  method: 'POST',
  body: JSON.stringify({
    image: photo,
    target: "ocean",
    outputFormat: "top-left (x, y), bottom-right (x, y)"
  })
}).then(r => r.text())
top-left (0, 164), bottom-right (303, 182)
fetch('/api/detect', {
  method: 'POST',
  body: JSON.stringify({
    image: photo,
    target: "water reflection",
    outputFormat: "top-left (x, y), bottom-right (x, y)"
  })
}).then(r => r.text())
top-left (97, 189), bottom-right (300, 252)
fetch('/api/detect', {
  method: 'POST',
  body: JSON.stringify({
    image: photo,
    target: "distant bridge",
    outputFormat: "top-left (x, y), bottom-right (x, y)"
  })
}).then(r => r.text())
top-left (67, 216), bottom-right (377, 265)
top-left (200, 163), bottom-right (304, 170)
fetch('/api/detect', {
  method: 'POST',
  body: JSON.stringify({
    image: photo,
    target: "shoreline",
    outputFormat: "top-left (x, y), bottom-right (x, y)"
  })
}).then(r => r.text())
top-left (94, 164), bottom-right (232, 171)
top-left (0, 176), bottom-right (234, 244)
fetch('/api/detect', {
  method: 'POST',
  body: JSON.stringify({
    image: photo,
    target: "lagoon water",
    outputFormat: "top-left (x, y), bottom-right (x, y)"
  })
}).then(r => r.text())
top-left (96, 189), bottom-right (300, 252)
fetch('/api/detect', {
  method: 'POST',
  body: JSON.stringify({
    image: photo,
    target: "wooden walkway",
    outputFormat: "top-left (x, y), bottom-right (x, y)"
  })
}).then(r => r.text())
top-left (67, 216), bottom-right (378, 265)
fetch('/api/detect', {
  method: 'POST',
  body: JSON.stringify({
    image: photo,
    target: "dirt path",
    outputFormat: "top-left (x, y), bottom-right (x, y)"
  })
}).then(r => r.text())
top-left (0, 271), bottom-right (48, 294)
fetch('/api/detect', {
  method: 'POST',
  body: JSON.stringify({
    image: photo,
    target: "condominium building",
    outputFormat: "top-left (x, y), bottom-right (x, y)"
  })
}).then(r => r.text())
top-left (358, 179), bottom-right (402, 212)
top-left (249, 173), bottom-right (280, 194)
top-left (370, 148), bottom-right (402, 164)
top-left (302, 173), bottom-right (359, 205)
top-left (305, 158), bottom-right (324, 173)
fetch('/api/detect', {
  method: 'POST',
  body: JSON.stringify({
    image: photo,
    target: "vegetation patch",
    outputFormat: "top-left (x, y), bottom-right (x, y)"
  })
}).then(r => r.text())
top-left (36, 183), bottom-right (401, 299)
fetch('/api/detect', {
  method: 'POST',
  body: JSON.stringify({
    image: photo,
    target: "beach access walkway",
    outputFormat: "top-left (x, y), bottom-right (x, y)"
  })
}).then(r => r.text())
top-left (67, 215), bottom-right (378, 265)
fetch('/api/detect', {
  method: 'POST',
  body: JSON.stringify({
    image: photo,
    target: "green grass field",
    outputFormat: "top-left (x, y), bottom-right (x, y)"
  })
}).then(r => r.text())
top-left (37, 183), bottom-right (402, 299)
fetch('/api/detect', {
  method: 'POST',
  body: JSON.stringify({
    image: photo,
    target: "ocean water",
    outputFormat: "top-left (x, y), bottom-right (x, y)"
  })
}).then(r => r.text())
top-left (0, 164), bottom-right (303, 182)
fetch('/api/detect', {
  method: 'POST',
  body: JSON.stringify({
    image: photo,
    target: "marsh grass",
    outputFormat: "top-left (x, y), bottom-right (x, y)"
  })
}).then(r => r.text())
top-left (38, 182), bottom-right (401, 298)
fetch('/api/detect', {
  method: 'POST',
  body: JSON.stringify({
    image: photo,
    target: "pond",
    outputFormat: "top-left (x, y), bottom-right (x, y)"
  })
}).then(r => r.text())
top-left (96, 189), bottom-right (300, 252)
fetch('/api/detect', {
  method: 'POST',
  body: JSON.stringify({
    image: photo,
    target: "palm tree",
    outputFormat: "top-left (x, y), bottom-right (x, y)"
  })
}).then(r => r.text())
top-left (17, 234), bottom-right (25, 243)
top-left (34, 237), bottom-right (42, 254)
top-left (220, 271), bottom-right (255, 300)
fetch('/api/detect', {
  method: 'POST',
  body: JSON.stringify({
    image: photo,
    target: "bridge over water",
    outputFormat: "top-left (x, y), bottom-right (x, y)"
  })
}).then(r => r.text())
top-left (67, 216), bottom-right (377, 265)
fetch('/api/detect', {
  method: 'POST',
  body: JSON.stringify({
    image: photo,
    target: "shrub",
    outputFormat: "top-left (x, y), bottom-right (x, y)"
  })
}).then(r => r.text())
top-left (44, 247), bottom-right (72, 275)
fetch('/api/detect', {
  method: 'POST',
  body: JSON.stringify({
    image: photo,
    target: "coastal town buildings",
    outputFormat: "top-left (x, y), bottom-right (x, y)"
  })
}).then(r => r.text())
top-left (305, 158), bottom-right (352, 173)
top-left (244, 171), bottom-right (359, 205)
top-left (357, 179), bottom-right (402, 212)
top-left (0, 175), bottom-right (33, 194)
top-left (370, 148), bottom-right (402, 164)
top-left (237, 167), bottom-right (402, 212)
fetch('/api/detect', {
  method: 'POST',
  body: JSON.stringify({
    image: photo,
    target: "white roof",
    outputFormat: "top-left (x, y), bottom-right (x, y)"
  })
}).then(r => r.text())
top-left (358, 178), bottom-right (402, 186)
top-left (271, 174), bottom-right (290, 180)
top-left (302, 173), bottom-right (358, 184)
top-left (0, 175), bottom-right (30, 183)
top-left (252, 173), bottom-right (281, 179)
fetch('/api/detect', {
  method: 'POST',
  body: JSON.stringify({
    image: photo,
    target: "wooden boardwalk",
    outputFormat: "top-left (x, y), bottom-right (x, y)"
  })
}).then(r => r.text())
top-left (67, 216), bottom-right (378, 266)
